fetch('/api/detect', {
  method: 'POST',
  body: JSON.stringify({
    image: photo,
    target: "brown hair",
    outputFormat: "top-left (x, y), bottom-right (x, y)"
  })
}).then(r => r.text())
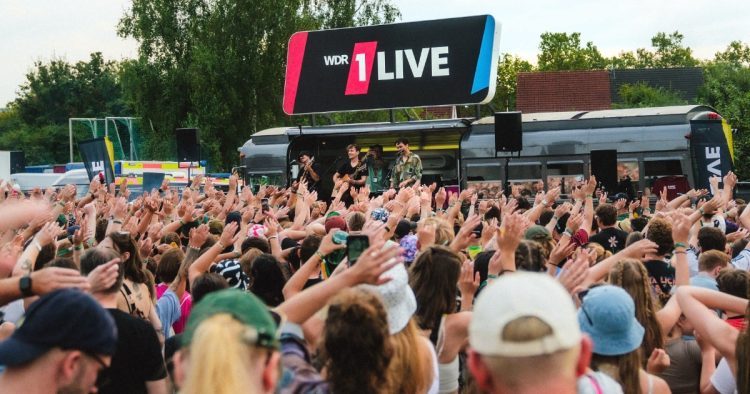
top-left (646, 218), bottom-right (673, 256)
top-left (409, 246), bottom-right (462, 330)
top-left (608, 259), bottom-right (664, 365)
top-left (156, 247), bottom-right (185, 284)
top-left (108, 232), bottom-right (156, 300)
top-left (595, 204), bottom-right (618, 226)
top-left (422, 217), bottom-right (454, 246)
top-left (587, 242), bottom-right (612, 266)
top-left (590, 350), bottom-right (642, 394)
top-left (320, 289), bottom-right (393, 394)
top-left (515, 240), bottom-right (546, 272)
top-left (387, 319), bottom-right (431, 394)
top-left (716, 269), bottom-right (749, 299)
top-left (697, 250), bottom-right (729, 272)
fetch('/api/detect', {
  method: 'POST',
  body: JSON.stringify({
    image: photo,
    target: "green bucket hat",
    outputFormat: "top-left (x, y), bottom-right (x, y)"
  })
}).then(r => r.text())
top-left (524, 225), bottom-right (552, 242)
top-left (182, 289), bottom-right (279, 349)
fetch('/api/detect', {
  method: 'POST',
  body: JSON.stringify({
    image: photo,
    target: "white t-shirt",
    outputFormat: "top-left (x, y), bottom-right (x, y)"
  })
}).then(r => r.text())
top-left (577, 371), bottom-right (624, 394)
top-left (731, 249), bottom-right (750, 271)
top-left (710, 358), bottom-right (736, 394)
top-left (426, 337), bottom-right (439, 394)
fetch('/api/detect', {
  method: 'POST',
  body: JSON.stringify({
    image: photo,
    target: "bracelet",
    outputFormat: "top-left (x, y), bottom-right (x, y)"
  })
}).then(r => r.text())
top-left (315, 251), bottom-right (326, 260)
top-left (552, 216), bottom-right (559, 222)
top-left (541, 200), bottom-right (548, 207)
top-left (188, 245), bottom-right (201, 251)
top-left (699, 208), bottom-right (705, 215)
top-left (216, 241), bottom-right (226, 250)
top-left (575, 199), bottom-right (583, 204)
top-left (563, 229), bottom-right (573, 237)
top-left (74, 244), bottom-right (83, 251)
top-left (586, 194), bottom-right (593, 199)
top-left (33, 241), bottom-right (42, 252)
top-left (487, 274), bottom-right (499, 279)
top-left (267, 235), bottom-right (278, 240)
top-left (112, 220), bottom-right (123, 225)
top-left (673, 250), bottom-right (687, 255)
top-left (674, 242), bottom-right (688, 249)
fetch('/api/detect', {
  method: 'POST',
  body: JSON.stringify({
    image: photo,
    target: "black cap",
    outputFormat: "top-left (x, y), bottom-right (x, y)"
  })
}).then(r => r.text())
top-left (0, 289), bottom-right (117, 366)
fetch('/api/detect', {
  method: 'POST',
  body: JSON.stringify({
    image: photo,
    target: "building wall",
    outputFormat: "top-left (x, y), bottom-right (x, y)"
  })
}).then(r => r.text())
top-left (516, 70), bottom-right (611, 113)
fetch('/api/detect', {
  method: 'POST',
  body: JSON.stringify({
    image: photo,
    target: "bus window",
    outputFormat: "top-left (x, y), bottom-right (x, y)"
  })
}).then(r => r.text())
top-left (547, 161), bottom-right (583, 194)
top-left (465, 162), bottom-right (502, 181)
top-left (508, 163), bottom-right (542, 196)
top-left (644, 160), bottom-right (683, 177)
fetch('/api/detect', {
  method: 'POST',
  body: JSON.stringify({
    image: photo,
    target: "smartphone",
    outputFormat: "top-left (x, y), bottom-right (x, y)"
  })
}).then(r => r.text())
top-left (472, 222), bottom-right (483, 238)
top-left (346, 234), bottom-right (369, 265)
top-left (261, 198), bottom-right (270, 212)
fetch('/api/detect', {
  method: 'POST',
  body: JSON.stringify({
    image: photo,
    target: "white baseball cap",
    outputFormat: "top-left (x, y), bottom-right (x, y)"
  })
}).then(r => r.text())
top-left (469, 272), bottom-right (581, 357)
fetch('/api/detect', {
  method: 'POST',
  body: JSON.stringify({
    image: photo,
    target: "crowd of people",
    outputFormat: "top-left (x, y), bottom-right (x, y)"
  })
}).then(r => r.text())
top-left (0, 141), bottom-right (747, 394)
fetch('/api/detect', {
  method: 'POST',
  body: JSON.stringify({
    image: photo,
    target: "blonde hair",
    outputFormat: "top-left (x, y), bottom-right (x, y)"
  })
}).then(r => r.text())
top-left (480, 316), bottom-right (580, 389)
top-left (422, 217), bottom-right (454, 246)
top-left (388, 319), bottom-right (432, 393)
top-left (587, 243), bottom-right (612, 265)
top-left (180, 314), bottom-right (268, 394)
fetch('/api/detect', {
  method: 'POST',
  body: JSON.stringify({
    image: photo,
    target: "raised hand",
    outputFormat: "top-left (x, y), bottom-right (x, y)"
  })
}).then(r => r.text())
top-left (621, 239), bottom-right (658, 260)
top-left (497, 213), bottom-right (524, 253)
top-left (188, 224), bottom-right (210, 249)
top-left (457, 260), bottom-right (480, 297)
top-left (87, 258), bottom-right (121, 294)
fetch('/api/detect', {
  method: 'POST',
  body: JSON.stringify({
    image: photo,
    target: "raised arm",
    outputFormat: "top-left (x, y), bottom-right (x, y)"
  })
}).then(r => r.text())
top-left (282, 230), bottom-right (344, 300)
top-left (188, 222), bottom-right (238, 285)
top-left (583, 239), bottom-right (658, 287)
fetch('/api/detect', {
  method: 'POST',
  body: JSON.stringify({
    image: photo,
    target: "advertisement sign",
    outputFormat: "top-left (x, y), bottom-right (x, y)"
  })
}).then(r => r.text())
top-left (283, 15), bottom-right (500, 114)
top-left (78, 138), bottom-right (115, 185)
top-left (690, 119), bottom-right (734, 191)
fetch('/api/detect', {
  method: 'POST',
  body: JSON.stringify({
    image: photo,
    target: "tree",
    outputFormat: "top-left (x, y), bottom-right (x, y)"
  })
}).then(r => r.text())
top-left (613, 82), bottom-right (687, 108)
top-left (118, 0), bottom-right (400, 171)
top-left (699, 41), bottom-right (750, 179)
top-left (610, 31), bottom-right (698, 69)
top-left (491, 54), bottom-right (533, 111)
top-left (537, 32), bottom-right (607, 71)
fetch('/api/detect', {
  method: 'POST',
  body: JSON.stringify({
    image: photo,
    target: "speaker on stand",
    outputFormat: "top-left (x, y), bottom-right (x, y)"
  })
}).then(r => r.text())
top-left (590, 150), bottom-right (618, 195)
top-left (494, 112), bottom-right (523, 196)
top-left (175, 128), bottom-right (200, 184)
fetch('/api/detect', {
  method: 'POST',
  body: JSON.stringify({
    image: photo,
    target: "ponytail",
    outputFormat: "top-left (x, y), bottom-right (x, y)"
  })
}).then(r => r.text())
top-left (180, 314), bottom-right (265, 394)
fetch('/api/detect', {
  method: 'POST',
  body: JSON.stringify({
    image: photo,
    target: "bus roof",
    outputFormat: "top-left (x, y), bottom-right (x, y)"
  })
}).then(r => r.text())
top-left (251, 119), bottom-right (470, 138)
top-left (473, 105), bottom-right (716, 131)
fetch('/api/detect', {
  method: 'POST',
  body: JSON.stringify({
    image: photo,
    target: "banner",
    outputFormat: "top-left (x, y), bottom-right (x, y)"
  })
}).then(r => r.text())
top-left (142, 172), bottom-right (165, 193)
top-left (689, 119), bottom-right (734, 191)
top-left (78, 138), bottom-right (115, 185)
top-left (283, 15), bottom-right (501, 114)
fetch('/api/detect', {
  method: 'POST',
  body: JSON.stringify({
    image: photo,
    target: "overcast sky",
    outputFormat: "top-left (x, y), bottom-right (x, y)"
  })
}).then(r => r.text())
top-left (2, 0), bottom-right (748, 107)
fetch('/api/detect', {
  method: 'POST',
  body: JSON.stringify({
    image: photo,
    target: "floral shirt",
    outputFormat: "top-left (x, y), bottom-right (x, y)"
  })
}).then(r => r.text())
top-left (390, 152), bottom-right (422, 188)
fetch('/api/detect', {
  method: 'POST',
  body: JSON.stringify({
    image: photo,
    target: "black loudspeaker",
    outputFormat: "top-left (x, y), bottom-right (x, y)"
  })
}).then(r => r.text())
top-left (9, 151), bottom-right (24, 174)
top-left (175, 128), bottom-right (200, 162)
top-left (495, 112), bottom-right (523, 152)
top-left (590, 150), bottom-right (618, 193)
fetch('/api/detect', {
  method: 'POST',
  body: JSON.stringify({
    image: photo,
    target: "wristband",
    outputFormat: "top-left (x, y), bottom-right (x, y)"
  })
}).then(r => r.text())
top-left (586, 194), bottom-right (593, 199)
top-left (552, 216), bottom-right (560, 222)
top-left (188, 244), bottom-right (201, 251)
top-left (563, 229), bottom-right (573, 237)
top-left (74, 244), bottom-right (83, 251)
top-left (33, 241), bottom-right (42, 252)
top-left (541, 200), bottom-right (548, 207)
top-left (112, 220), bottom-right (123, 225)
top-left (315, 251), bottom-right (326, 260)
top-left (216, 241), bottom-right (226, 250)
top-left (267, 235), bottom-right (278, 240)
top-left (699, 208), bottom-right (705, 215)
top-left (674, 242), bottom-right (688, 249)
top-left (673, 250), bottom-right (687, 255)
top-left (487, 274), bottom-right (499, 279)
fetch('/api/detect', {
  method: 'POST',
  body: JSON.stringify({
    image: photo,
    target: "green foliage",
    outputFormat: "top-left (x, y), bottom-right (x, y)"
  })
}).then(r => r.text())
top-left (491, 54), bottom-right (533, 111)
top-left (0, 53), bottom-right (127, 165)
top-left (610, 31), bottom-right (698, 69)
top-left (537, 32), bottom-right (607, 71)
top-left (118, 0), bottom-right (400, 171)
top-left (699, 41), bottom-right (750, 179)
top-left (613, 82), bottom-right (687, 108)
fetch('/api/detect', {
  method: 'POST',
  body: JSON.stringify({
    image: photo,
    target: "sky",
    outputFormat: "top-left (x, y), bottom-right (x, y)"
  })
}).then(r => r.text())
top-left (1, 0), bottom-right (749, 107)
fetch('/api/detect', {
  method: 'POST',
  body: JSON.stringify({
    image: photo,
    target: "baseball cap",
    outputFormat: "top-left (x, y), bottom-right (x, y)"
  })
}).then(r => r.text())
top-left (577, 285), bottom-right (644, 356)
top-left (182, 289), bottom-right (278, 349)
top-left (360, 264), bottom-right (416, 334)
top-left (0, 289), bottom-right (117, 366)
top-left (325, 216), bottom-right (347, 233)
top-left (524, 225), bottom-right (552, 242)
top-left (209, 259), bottom-right (249, 290)
top-left (469, 272), bottom-right (580, 357)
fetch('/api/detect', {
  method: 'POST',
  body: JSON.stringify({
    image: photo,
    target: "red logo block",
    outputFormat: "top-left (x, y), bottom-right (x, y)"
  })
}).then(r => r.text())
top-left (344, 41), bottom-right (378, 95)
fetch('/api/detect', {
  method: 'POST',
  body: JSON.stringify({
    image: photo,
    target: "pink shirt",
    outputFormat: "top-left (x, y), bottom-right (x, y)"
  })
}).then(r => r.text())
top-left (156, 283), bottom-right (192, 334)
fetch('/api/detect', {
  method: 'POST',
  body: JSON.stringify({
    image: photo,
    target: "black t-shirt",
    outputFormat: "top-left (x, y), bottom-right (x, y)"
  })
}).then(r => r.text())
top-left (588, 227), bottom-right (629, 254)
top-left (644, 259), bottom-right (676, 302)
top-left (336, 161), bottom-right (365, 205)
top-left (99, 309), bottom-right (167, 394)
top-left (297, 162), bottom-right (322, 191)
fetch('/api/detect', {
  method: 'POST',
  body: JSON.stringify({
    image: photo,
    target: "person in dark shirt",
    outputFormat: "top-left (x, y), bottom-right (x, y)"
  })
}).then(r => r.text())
top-left (80, 248), bottom-right (168, 394)
top-left (333, 144), bottom-right (367, 206)
top-left (643, 218), bottom-right (676, 305)
top-left (588, 203), bottom-right (628, 254)
top-left (296, 151), bottom-right (321, 192)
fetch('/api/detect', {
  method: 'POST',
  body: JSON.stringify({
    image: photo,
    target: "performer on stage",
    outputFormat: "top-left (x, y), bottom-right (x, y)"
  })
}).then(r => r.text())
top-left (390, 138), bottom-right (422, 189)
top-left (333, 144), bottom-right (367, 206)
top-left (296, 151), bottom-right (321, 191)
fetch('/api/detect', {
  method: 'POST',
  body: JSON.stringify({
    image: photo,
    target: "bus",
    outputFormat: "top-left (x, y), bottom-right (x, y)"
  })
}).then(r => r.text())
top-left (238, 105), bottom-right (734, 199)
